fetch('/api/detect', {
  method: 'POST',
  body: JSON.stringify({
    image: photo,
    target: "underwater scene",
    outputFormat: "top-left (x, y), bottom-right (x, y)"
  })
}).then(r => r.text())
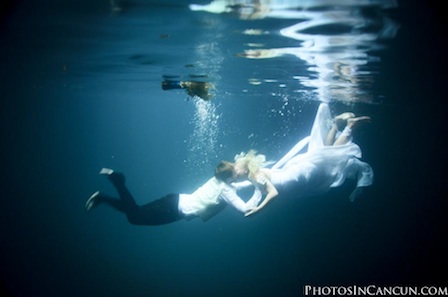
top-left (1, 0), bottom-right (447, 296)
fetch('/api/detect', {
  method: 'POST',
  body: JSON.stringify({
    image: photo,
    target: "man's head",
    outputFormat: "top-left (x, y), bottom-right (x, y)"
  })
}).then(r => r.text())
top-left (215, 161), bottom-right (236, 183)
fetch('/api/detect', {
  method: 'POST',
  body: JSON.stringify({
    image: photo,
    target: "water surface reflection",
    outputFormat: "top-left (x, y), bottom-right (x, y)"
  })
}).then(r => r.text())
top-left (190, 0), bottom-right (399, 104)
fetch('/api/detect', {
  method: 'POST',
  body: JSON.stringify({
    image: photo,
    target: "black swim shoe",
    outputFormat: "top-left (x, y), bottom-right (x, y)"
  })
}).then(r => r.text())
top-left (86, 191), bottom-right (100, 211)
top-left (99, 168), bottom-right (125, 185)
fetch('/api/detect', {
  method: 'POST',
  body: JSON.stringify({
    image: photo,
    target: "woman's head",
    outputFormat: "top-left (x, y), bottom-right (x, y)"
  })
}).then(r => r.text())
top-left (234, 150), bottom-right (268, 179)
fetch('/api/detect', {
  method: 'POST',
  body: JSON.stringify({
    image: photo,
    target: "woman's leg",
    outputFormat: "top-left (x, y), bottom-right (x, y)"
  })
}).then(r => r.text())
top-left (333, 116), bottom-right (371, 146)
top-left (325, 124), bottom-right (339, 146)
top-left (325, 112), bottom-right (355, 146)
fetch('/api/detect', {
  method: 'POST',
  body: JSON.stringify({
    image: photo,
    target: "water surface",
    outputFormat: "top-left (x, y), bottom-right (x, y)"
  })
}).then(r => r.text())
top-left (1, 1), bottom-right (447, 296)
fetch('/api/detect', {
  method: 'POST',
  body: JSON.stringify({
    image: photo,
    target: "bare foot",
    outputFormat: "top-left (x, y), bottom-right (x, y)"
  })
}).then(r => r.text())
top-left (347, 116), bottom-right (371, 129)
top-left (335, 112), bottom-right (356, 120)
top-left (334, 112), bottom-right (355, 130)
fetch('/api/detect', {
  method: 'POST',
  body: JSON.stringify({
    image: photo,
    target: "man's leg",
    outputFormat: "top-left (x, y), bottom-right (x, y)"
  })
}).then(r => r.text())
top-left (101, 168), bottom-right (182, 225)
top-left (86, 191), bottom-right (128, 213)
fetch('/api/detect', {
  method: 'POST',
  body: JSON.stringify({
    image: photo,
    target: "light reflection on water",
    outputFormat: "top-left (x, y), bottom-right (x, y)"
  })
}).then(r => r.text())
top-left (190, 0), bottom-right (399, 104)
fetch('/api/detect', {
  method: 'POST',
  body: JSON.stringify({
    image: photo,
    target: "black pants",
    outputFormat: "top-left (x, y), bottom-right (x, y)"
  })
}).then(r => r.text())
top-left (99, 172), bottom-right (182, 225)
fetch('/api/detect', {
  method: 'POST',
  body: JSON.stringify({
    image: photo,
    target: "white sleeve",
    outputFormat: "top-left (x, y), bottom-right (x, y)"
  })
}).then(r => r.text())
top-left (231, 180), bottom-right (252, 190)
top-left (220, 185), bottom-right (262, 213)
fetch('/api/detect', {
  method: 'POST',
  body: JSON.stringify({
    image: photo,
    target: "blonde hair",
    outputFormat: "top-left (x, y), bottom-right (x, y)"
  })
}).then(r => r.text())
top-left (234, 150), bottom-right (270, 180)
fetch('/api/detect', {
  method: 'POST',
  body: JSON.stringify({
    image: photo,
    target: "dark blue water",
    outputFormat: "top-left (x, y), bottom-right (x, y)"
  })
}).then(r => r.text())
top-left (1, 1), bottom-right (447, 296)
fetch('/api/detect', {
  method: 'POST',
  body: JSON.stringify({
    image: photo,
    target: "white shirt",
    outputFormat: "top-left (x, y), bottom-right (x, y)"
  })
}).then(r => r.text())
top-left (178, 177), bottom-right (261, 219)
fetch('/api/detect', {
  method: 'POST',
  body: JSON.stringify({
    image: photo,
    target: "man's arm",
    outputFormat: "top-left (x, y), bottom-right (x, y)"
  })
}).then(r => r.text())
top-left (231, 180), bottom-right (252, 191)
top-left (220, 184), bottom-right (262, 214)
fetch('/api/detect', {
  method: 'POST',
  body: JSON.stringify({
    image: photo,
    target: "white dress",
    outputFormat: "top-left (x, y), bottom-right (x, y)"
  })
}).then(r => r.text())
top-left (268, 103), bottom-right (373, 200)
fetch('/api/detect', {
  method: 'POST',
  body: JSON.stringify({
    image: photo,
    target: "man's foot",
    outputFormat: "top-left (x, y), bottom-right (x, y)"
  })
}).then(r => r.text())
top-left (86, 191), bottom-right (101, 211)
top-left (334, 112), bottom-right (355, 131)
top-left (346, 116), bottom-right (371, 129)
top-left (99, 167), bottom-right (125, 185)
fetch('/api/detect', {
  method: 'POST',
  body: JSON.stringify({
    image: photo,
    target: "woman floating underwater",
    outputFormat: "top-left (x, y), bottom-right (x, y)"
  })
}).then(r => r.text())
top-left (233, 103), bottom-right (374, 216)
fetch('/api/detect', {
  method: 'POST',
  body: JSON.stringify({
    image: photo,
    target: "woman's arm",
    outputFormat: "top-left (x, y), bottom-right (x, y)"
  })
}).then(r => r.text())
top-left (220, 183), bottom-right (262, 214)
top-left (245, 172), bottom-right (278, 217)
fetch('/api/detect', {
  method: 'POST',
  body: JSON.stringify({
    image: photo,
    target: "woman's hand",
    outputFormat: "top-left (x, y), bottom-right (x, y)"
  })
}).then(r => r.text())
top-left (245, 207), bottom-right (261, 217)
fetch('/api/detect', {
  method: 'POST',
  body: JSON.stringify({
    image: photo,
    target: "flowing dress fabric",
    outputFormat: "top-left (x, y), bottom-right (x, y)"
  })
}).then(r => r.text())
top-left (270, 103), bottom-right (373, 197)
